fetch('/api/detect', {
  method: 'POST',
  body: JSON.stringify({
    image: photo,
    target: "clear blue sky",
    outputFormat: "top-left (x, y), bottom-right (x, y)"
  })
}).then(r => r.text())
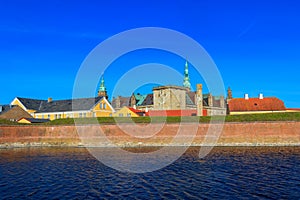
top-left (0, 0), bottom-right (299, 108)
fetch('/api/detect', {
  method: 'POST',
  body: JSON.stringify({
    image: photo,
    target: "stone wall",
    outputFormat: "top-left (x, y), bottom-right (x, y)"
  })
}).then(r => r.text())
top-left (153, 86), bottom-right (187, 110)
top-left (0, 122), bottom-right (299, 148)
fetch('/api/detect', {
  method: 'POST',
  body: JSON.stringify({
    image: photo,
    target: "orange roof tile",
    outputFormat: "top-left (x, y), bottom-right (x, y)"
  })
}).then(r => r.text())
top-left (228, 97), bottom-right (285, 112)
top-left (128, 107), bottom-right (144, 113)
top-left (127, 107), bottom-right (148, 116)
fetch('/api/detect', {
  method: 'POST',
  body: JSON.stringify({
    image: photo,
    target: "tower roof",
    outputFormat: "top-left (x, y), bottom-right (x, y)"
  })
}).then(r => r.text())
top-left (227, 87), bottom-right (232, 99)
top-left (183, 60), bottom-right (191, 90)
top-left (98, 76), bottom-right (106, 92)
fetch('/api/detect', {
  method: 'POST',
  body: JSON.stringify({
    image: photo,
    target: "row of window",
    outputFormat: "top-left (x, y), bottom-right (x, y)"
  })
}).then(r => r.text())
top-left (118, 113), bottom-right (131, 117)
top-left (38, 112), bottom-right (91, 119)
top-left (36, 102), bottom-right (108, 119)
top-left (100, 103), bottom-right (107, 109)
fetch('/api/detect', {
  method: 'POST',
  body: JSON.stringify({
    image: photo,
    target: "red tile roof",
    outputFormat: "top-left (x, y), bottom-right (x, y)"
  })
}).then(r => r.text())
top-left (148, 110), bottom-right (197, 117)
top-left (128, 107), bottom-right (144, 113)
top-left (228, 97), bottom-right (286, 112)
top-left (128, 107), bottom-right (147, 116)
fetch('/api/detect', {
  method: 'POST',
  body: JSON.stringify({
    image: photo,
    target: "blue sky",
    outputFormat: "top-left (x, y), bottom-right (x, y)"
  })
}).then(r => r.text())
top-left (0, 0), bottom-right (299, 107)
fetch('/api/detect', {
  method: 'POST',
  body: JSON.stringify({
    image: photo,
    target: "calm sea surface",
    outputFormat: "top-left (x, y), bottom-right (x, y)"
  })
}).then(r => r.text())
top-left (0, 146), bottom-right (299, 199)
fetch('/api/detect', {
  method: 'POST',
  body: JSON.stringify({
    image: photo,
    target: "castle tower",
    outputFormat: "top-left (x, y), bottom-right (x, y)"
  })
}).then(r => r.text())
top-left (183, 60), bottom-right (191, 91)
top-left (98, 76), bottom-right (108, 99)
top-left (220, 95), bottom-right (225, 108)
top-left (196, 84), bottom-right (203, 116)
top-left (208, 93), bottom-right (213, 107)
top-left (227, 87), bottom-right (232, 100)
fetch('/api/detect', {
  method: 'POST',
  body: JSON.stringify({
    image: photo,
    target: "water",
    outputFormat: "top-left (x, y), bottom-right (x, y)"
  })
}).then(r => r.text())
top-left (0, 147), bottom-right (299, 199)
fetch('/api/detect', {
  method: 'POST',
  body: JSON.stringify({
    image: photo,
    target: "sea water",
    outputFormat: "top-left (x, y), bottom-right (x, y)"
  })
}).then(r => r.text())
top-left (0, 147), bottom-right (299, 199)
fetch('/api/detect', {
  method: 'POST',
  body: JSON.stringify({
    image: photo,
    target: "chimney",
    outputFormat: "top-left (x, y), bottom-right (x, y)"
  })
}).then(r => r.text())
top-left (48, 97), bottom-right (53, 103)
top-left (244, 94), bottom-right (249, 100)
top-left (259, 93), bottom-right (263, 99)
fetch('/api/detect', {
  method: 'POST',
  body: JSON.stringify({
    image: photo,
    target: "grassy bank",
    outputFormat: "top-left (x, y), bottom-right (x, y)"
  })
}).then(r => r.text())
top-left (225, 112), bottom-right (300, 122)
top-left (0, 119), bottom-right (19, 125)
top-left (45, 112), bottom-right (300, 125)
top-left (1, 112), bottom-right (300, 126)
top-left (48, 112), bottom-right (300, 125)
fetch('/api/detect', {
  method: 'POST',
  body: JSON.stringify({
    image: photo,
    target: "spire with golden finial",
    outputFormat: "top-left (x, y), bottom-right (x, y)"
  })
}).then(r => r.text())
top-left (98, 76), bottom-right (108, 99)
top-left (183, 60), bottom-right (191, 91)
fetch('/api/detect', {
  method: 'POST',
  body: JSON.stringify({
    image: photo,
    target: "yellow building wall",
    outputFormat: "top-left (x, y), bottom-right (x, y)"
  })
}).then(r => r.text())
top-left (11, 99), bottom-right (35, 116)
top-left (18, 118), bottom-right (31, 124)
top-left (11, 99), bottom-right (26, 109)
top-left (35, 113), bottom-right (68, 120)
top-left (92, 99), bottom-right (114, 117)
top-left (113, 107), bottom-right (139, 117)
top-left (27, 110), bottom-right (36, 115)
top-left (14, 97), bottom-right (115, 120)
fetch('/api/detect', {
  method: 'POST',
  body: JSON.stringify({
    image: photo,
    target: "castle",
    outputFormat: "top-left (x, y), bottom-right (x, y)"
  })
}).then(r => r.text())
top-left (111, 61), bottom-right (290, 117)
top-left (112, 61), bottom-right (227, 116)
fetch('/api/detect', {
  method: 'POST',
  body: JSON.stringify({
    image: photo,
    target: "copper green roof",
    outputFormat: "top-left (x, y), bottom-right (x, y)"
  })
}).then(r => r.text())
top-left (98, 76), bottom-right (106, 92)
top-left (183, 60), bottom-right (191, 90)
top-left (134, 94), bottom-right (147, 106)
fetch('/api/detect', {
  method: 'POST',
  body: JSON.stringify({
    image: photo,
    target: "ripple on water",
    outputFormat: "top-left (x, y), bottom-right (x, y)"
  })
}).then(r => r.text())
top-left (0, 146), bottom-right (300, 199)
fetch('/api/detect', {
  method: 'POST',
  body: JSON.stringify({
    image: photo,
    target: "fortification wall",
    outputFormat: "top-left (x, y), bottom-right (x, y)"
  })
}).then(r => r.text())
top-left (0, 122), bottom-right (299, 147)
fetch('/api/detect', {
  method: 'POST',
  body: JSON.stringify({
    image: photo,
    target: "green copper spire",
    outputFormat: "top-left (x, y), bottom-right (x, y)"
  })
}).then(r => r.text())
top-left (99, 76), bottom-right (106, 92)
top-left (98, 76), bottom-right (108, 99)
top-left (183, 60), bottom-right (191, 90)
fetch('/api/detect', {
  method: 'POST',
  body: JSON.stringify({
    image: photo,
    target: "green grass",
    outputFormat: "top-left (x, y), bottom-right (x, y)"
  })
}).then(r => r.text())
top-left (45, 112), bottom-right (300, 125)
top-left (0, 118), bottom-right (19, 125)
top-left (1, 112), bottom-right (300, 126)
top-left (225, 112), bottom-right (300, 122)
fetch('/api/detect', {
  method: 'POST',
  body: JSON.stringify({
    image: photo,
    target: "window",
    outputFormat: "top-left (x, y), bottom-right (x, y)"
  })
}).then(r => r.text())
top-left (127, 113), bottom-right (131, 117)
top-left (93, 112), bottom-right (96, 117)
top-left (57, 114), bottom-right (61, 119)
top-left (100, 103), bottom-right (103, 109)
top-left (109, 113), bottom-right (112, 117)
top-left (103, 103), bottom-right (106, 109)
top-left (119, 113), bottom-right (123, 117)
top-left (79, 113), bottom-right (82, 118)
top-left (48, 114), bottom-right (50, 119)
top-left (83, 113), bottom-right (86, 118)
top-left (41, 115), bottom-right (44, 119)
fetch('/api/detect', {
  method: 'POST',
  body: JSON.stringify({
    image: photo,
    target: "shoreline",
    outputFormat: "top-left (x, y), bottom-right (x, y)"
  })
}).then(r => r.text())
top-left (1, 143), bottom-right (300, 149)
top-left (1, 120), bottom-right (300, 126)
top-left (0, 121), bottom-right (299, 148)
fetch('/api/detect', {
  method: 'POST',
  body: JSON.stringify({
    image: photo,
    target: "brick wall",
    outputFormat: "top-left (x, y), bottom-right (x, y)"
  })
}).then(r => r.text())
top-left (0, 122), bottom-right (299, 147)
